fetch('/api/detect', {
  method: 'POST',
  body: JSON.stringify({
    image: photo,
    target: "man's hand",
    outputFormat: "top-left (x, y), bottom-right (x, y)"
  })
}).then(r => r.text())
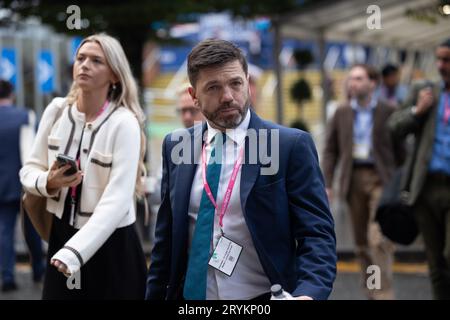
top-left (414, 87), bottom-right (434, 116)
top-left (295, 296), bottom-right (313, 300)
top-left (46, 161), bottom-right (83, 195)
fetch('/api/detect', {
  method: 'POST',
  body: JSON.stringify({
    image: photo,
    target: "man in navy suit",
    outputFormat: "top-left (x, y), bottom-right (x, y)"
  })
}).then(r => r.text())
top-left (0, 80), bottom-right (45, 292)
top-left (145, 39), bottom-right (336, 300)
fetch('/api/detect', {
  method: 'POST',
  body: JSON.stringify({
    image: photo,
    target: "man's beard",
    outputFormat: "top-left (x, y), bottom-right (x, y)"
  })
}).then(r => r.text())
top-left (203, 99), bottom-right (250, 130)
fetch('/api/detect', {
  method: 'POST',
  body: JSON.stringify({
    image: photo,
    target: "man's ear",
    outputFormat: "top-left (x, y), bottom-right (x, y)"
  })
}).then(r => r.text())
top-left (188, 86), bottom-right (195, 99)
top-left (188, 86), bottom-right (199, 107)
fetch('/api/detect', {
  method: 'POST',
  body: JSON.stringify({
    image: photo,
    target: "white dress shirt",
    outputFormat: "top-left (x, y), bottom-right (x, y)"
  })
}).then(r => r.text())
top-left (187, 109), bottom-right (272, 300)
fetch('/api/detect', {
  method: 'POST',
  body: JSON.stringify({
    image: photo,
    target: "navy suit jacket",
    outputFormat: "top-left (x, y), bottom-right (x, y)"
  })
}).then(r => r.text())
top-left (145, 110), bottom-right (336, 300)
top-left (0, 105), bottom-right (30, 203)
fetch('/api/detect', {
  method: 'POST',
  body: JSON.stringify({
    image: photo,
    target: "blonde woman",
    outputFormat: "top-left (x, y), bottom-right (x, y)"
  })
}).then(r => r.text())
top-left (20, 34), bottom-right (147, 299)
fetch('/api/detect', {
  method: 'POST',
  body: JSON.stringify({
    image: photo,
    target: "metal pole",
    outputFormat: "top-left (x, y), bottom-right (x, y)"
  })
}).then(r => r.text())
top-left (52, 35), bottom-right (61, 95)
top-left (318, 28), bottom-right (328, 125)
top-left (33, 36), bottom-right (43, 117)
top-left (15, 33), bottom-right (25, 108)
top-left (273, 17), bottom-right (284, 125)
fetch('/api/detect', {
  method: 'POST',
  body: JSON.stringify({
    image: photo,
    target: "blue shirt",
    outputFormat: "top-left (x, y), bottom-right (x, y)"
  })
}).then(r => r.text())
top-left (351, 97), bottom-right (377, 164)
top-left (375, 84), bottom-right (409, 106)
top-left (428, 90), bottom-right (450, 176)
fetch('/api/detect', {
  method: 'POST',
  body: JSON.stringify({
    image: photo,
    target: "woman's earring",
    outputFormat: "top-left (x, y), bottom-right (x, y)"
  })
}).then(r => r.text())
top-left (112, 83), bottom-right (117, 91)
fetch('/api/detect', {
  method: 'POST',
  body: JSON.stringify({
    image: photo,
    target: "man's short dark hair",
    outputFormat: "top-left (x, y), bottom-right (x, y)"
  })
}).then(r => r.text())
top-left (351, 63), bottom-right (380, 83)
top-left (0, 79), bottom-right (14, 99)
top-left (439, 38), bottom-right (450, 49)
top-left (381, 64), bottom-right (399, 78)
top-left (187, 39), bottom-right (248, 87)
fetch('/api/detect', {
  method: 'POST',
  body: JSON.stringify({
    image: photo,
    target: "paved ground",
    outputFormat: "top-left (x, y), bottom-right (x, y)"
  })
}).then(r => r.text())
top-left (0, 261), bottom-right (432, 300)
top-left (2, 161), bottom-right (432, 300)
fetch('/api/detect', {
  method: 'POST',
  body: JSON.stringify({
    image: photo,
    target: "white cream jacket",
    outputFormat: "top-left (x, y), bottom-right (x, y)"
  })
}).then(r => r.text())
top-left (20, 97), bottom-right (141, 274)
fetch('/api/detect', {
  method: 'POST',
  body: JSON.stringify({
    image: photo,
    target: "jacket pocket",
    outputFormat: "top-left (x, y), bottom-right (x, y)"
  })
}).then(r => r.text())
top-left (47, 136), bottom-right (61, 164)
top-left (252, 177), bottom-right (284, 192)
top-left (85, 150), bottom-right (113, 188)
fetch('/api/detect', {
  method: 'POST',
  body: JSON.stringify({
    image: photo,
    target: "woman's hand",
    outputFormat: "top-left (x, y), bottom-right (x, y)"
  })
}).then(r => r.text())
top-left (46, 161), bottom-right (83, 195)
top-left (51, 259), bottom-right (71, 277)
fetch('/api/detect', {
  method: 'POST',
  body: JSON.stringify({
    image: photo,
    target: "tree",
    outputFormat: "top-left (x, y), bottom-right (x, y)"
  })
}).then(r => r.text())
top-left (2, 0), bottom-right (312, 86)
top-left (290, 78), bottom-right (311, 118)
top-left (289, 48), bottom-right (313, 130)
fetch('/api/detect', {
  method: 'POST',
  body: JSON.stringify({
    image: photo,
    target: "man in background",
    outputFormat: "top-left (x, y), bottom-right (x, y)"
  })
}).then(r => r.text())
top-left (176, 84), bottom-right (205, 128)
top-left (323, 64), bottom-right (397, 299)
top-left (0, 79), bottom-right (45, 292)
top-left (389, 39), bottom-right (450, 299)
top-left (377, 63), bottom-right (408, 107)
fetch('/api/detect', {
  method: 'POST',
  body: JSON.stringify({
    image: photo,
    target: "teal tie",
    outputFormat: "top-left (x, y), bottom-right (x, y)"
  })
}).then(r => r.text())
top-left (184, 133), bottom-right (225, 300)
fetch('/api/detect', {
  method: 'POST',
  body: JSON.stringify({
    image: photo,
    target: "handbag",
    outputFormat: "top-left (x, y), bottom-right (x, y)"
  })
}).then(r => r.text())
top-left (20, 102), bottom-right (66, 242)
top-left (20, 191), bottom-right (53, 242)
top-left (375, 167), bottom-right (419, 246)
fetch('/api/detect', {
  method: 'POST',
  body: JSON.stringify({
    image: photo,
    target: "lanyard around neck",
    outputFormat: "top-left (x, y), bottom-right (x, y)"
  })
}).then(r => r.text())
top-left (201, 140), bottom-right (244, 228)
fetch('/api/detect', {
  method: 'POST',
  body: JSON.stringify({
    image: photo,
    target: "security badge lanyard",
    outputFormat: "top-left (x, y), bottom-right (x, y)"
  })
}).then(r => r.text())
top-left (201, 140), bottom-right (244, 276)
top-left (443, 93), bottom-right (450, 125)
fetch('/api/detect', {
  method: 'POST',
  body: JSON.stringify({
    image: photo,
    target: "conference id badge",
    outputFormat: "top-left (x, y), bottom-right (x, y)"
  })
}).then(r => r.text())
top-left (208, 235), bottom-right (242, 276)
top-left (353, 142), bottom-right (370, 160)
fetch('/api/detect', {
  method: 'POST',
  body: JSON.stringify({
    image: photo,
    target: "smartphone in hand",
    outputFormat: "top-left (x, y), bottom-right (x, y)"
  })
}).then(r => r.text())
top-left (56, 154), bottom-right (78, 176)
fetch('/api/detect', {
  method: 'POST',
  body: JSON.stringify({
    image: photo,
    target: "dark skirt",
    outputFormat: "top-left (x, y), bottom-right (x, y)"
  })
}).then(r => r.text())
top-left (42, 196), bottom-right (147, 300)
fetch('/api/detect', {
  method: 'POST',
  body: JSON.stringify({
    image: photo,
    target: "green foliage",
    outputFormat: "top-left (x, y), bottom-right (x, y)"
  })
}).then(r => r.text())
top-left (293, 49), bottom-right (314, 69)
top-left (290, 78), bottom-right (311, 104)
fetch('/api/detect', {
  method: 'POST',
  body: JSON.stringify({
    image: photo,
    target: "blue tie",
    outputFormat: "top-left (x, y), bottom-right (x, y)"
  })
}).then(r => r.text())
top-left (184, 133), bottom-right (225, 300)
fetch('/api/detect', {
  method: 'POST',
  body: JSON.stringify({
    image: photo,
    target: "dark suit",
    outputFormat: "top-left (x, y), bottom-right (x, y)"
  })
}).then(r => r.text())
top-left (145, 110), bottom-right (336, 300)
top-left (0, 105), bottom-right (44, 286)
top-left (389, 81), bottom-right (450, 299)
top-left (388, 81), bottom-right (443, 205)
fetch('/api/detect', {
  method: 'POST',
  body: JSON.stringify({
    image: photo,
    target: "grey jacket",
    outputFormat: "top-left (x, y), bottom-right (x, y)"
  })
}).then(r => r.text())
top-left (388, 80), bottom-right (443, 205)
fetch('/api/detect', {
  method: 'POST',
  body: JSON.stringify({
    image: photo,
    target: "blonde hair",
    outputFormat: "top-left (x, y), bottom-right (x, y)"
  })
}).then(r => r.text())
top-left (67, 33), bottom-right (147, 199)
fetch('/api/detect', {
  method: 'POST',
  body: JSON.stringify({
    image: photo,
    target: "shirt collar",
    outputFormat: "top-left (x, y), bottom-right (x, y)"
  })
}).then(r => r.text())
top-left (206, 108), bottom-right (251, 146)
top-left (350, 96), bottom-right (377, 112)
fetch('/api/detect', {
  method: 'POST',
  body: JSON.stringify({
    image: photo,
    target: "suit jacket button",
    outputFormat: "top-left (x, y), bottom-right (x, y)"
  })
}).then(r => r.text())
top-left (83, 148), bottom-right (88, 154)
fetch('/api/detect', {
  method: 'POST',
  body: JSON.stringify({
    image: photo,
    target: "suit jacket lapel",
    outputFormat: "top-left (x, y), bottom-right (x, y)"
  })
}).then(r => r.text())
top-left (240, 110), bottom-right (263, 212)
top-left (173, 123), bottom-right (206, 231)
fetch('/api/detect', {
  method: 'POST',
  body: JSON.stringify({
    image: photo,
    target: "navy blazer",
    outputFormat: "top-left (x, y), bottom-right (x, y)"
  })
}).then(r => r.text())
top-left (145, 110), bottom-right (336, 300)
top-left (0, 105), bottom-right (30, 203)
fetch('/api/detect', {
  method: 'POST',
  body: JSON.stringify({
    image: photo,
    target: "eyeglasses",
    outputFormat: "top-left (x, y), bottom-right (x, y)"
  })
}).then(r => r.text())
top-left (176, 107), bottom-right (200, 116)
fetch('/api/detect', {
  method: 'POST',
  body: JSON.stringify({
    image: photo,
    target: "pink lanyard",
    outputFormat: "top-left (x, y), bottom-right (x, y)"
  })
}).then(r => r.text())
top-left (443, 93), bottom-right (450, 125)
top-left (201, 140), bottom-right (244, 229)
top-left (70, 100), bottom-right (110, 199)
